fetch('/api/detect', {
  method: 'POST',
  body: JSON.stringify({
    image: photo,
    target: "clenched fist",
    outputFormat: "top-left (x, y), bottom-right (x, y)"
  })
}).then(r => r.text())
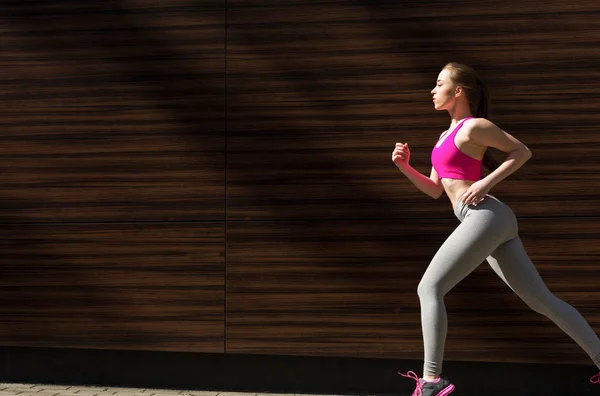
top-left (392, 142), bottom-right (411, 171)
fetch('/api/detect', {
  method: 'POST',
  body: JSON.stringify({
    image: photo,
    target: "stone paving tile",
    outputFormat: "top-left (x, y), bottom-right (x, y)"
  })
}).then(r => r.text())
top-left (42, 391), bottom-right (86, 396)
top-left (106, 393), bottom-right (141, 396)
top-left (143, 393), bottom-right (188, 396)
top-left (28, 386), bottom-right (74, 392)
top-left (210, 393), bottom-right (255, 396)
top-left (0, 386), bottom-right (38, 392)
top-left (9, 393), bottom-right (64, 396)
top-left (108, 392), bottom-right (145, 396)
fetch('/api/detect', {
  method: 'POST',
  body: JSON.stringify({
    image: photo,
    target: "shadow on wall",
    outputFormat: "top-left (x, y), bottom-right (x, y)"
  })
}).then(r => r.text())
top-left (0, 0), bottom-right (593, 365)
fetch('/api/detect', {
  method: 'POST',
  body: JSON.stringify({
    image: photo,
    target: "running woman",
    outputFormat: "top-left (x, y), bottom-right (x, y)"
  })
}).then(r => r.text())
top-left (392, 62), bottom-right (600, 396)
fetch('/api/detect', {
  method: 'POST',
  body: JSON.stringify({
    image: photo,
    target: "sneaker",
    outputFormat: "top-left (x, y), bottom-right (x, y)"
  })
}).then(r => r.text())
top-left (591, 372), bottom-right (600, 384)
top-left (399, 371), bottom-right (455, 396)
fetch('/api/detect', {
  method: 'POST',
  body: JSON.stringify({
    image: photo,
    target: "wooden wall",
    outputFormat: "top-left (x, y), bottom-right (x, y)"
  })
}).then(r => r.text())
top-left (0, 0), bottom-right (226, 352)
top-left (1, 0), bottom-right (599, 366)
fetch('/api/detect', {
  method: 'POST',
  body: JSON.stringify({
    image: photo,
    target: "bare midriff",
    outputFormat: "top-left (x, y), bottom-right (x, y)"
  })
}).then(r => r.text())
top-left (441, 178), bottom-right (476, 210)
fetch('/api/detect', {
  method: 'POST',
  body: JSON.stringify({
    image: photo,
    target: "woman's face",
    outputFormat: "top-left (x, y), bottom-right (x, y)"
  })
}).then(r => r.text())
top-left (431, 68), bottom-right (456, 111)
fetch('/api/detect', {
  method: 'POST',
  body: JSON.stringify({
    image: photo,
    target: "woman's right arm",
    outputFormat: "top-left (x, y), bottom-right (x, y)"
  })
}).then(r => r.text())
top-left (392, 142), bottom-right (444, 199)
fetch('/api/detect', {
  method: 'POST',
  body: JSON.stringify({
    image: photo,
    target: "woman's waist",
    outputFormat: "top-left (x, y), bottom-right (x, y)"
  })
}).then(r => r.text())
top-left (441, 179), bottom-right (475, 210)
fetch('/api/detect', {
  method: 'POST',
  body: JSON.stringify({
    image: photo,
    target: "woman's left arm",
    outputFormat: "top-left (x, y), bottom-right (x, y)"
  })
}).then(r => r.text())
top-left (462, 119), bottom-right (532, 204)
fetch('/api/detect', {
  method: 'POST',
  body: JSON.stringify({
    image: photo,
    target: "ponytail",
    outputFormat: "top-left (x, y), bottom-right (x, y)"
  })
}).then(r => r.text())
top-left (475, 78), bottom-right (503, 171)
top-left (474, 78), bottom-right (488, 118)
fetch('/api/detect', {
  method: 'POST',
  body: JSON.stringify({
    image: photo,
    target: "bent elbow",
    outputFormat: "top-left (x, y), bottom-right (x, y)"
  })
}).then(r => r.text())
top-left (430, 187), bottom-right (444, 199)
top-left (522, 144), bottom-right (532, 160)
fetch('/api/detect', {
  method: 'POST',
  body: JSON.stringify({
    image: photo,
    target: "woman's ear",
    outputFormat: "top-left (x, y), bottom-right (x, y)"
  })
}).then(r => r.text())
top-left (454, 86), bottom-right (463, 97)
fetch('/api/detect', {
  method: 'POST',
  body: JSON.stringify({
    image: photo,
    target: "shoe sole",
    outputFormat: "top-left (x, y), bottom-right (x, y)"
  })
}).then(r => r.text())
top-left (438, 384), bottom-right (455, 396)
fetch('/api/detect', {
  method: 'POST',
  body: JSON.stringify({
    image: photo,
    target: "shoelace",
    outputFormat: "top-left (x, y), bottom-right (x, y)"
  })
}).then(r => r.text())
top-left (591, 372), bottom-right (600, 384)
top-left (399, 371), bottom-right (425, 396)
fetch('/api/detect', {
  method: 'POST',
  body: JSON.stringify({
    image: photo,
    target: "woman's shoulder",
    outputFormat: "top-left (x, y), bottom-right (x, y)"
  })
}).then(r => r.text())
top-left (464, 117), bottom-right (499, 135)
top-left (466, 117), bottom-right (495, 127)
top-left (464, 117), bottom-right (509, 147)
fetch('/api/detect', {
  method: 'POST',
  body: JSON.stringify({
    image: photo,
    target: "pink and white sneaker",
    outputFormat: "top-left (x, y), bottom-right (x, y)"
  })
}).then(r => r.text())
top-left (591, 372), bottom-right (600, 384)
top-left (399, 371), bottom-right (455, 396)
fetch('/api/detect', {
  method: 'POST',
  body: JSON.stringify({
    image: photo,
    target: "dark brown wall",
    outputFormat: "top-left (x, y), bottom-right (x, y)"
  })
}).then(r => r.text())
top-left (1, 0), bottom-right (599, 366)
top-left (0, 0), bottom-right (226, 353)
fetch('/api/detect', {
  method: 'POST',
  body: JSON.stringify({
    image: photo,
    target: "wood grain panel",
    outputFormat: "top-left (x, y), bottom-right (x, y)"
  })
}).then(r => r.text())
top-left (228, 0), bottom-right (600, 151)
top-left (0, 223), bottom-right (224, 352)
top-left (0, 0), bottom-right (225, 152)
top-left (227, 218), bottom-right (600, 364)
top-left (0, 151), bottom-right (224, 222)
top-left (227, 0), bottom-right (600, 221)
top-left (227, 148), bottom-right (600, 220)
top-left (0, 0), bottom-right (226, 222)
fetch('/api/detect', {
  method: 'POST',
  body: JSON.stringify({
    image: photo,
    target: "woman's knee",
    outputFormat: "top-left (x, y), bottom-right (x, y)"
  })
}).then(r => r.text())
top-left (417, 279), bottom-right (441, 302)
top-left (522, 292), bottom-right (560, 316)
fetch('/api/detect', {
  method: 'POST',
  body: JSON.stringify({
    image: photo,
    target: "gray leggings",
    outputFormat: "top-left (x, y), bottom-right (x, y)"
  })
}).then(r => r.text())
top-left (418, 194), bottom-right (600, 376)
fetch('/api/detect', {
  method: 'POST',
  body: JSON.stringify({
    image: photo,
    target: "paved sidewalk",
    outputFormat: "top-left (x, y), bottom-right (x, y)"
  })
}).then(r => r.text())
top-left (0, 384), bottom-right (333, 396)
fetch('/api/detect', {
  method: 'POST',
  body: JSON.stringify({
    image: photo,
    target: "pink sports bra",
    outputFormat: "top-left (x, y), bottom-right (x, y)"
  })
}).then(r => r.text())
top-left (431, 117), bottom-right (482, 181)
